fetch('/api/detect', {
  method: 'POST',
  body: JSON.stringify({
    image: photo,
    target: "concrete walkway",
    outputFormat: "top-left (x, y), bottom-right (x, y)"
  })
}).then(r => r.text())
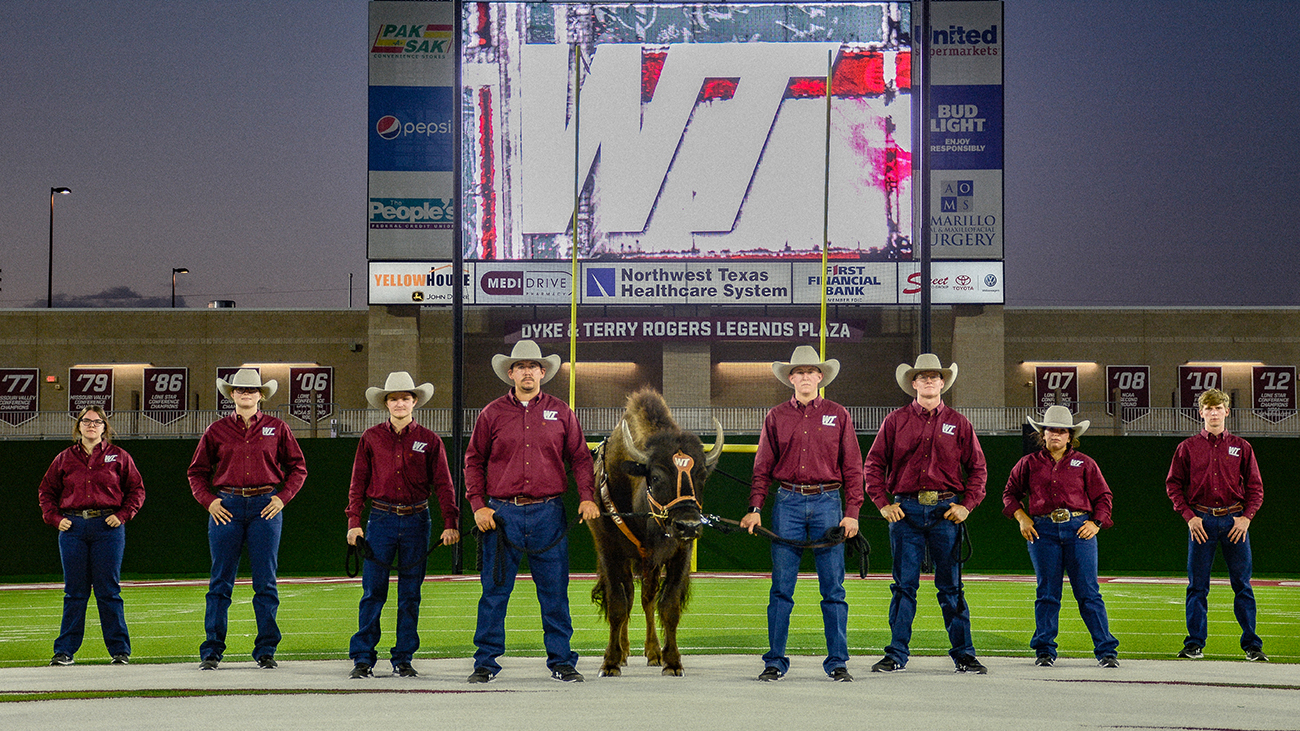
top-left (3, 654), bottom-right (1299, 730)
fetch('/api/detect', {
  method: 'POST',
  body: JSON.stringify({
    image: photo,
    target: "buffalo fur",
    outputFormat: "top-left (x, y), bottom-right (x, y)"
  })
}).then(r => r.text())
top-left (587, 388), bottom-right (719, 676)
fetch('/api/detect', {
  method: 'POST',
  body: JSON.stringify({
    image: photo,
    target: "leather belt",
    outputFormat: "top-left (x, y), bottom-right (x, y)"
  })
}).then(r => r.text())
top-left (1195, 503), bottom-right (1243, 517)
top-left (780, 482), bottom-right (841, 495)
top-left (1034, 508), bottom-right (1088, 523)
top-left (501, 495), bottom-right (559, 506)
top-left (64, 508), bottom-right (115, 519)
top-left (371, 499), bottom-right (428, 516)
top-left (899, 490), bottom-right (957, 506)
top-left (218, 485), bottom-right (275, 497)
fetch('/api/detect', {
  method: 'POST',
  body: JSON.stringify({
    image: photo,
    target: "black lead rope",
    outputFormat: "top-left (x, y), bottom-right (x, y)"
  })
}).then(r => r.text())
top-left (345, 535), bottom-right (447, 578)
top-left (472, 512), bottom-right (580, 588)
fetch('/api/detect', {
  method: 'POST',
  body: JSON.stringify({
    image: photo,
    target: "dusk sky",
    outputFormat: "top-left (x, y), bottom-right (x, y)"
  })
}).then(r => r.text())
top-left (2, 0), bottom-right (1296, 309)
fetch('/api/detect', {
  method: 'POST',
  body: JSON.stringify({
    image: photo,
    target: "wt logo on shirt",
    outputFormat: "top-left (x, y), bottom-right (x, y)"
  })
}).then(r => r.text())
top-left (1070, 459), bottom-right (1084, 468)
top-left (1228, 446), bottom-right (1241, 457)
top-left (412, 441), bottom-right (428, 453)
top-left (942, 424), bottom-right (956, 436)
top-left (822, 415), bottom-right (837, 427)
top-left (543, 410), bottom-right (558, 421)
top-left (263, 427), bottom-right (276, 436)
top-left (104, 454), bottom-right (118, 463)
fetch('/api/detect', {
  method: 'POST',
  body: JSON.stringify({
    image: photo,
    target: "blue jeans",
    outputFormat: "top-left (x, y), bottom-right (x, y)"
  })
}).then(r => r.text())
top-left (55, 515), bottom-right (130, 658)
top-left (885, 497), bottom-right (975, 665)
top-left (1186, 510), bottom-right (1260, 651)
top-left (1027, 514), bottom-right (1118, 659)
top-left (764, 489), bottom-right (848, 675)
top-left (202, 492), bottom-right (282, 661)
top-left (473, 498), bottom-right (577, 674)
top-left (350, 509), bottom-right (431, 668)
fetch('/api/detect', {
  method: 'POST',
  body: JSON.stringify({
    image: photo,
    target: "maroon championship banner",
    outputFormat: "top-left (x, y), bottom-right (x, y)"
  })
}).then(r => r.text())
top-left (1252, 365), bottom-right (1296, 423)
top-left (1178, 365), bottom-right (1222, 421)
top-left (289, 366), bottom-right (333, 422)
top-left (1034, 366), bottom-right (1078, 411)
top-left (0, 368), bottom-right (39, 427)
top-left (215, 367), bottom-right (250, 413)
top-left (1105, 365), bottom-right (1150, 421)
top-left (69, 367), bottom-right (113, 417)
top-left (505, 317), bottom-right (866, 343)
top-left (143, 367), bottom-right (187, 425)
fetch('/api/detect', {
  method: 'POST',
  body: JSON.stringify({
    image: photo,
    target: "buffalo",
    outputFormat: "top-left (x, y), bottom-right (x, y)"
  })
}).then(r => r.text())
top-left (589, 388), bottom-right (723, 676)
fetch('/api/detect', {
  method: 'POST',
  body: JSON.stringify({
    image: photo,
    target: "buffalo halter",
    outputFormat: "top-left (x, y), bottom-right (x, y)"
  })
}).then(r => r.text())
top-left (646, 451), bottom-right (702, 521)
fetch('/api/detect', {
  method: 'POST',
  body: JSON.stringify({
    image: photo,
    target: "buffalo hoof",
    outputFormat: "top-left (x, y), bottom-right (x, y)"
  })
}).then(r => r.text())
top-left (662, 666), bottom-right (684, 677)
top-left (646, 657), bottom-right (662, 667)
top-left (600, 666), bottom-right (622, 677)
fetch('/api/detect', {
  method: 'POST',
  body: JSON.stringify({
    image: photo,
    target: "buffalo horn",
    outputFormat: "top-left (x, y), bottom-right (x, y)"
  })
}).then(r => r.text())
top-left (620, 420), bottom-right (649, 464)
top-left (704, 418), bottom-right (724, 469)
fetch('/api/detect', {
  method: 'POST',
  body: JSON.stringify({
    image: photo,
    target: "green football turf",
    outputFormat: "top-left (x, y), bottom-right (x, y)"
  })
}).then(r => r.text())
top-left (0, 575), bottom-right (1294, 666)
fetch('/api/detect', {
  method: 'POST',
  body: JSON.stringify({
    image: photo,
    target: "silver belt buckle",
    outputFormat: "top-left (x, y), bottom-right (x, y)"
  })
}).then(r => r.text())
top-left (1050, 508), bottom-right (1072, 523)
top-left (918, 490), bottom-right (938, 506)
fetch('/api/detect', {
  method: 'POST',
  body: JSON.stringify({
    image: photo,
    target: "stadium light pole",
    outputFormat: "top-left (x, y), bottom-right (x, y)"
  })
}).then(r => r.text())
top-left (172, 267), bottom-right (189, 308)
top-left (48, 187), bottom-right (71, 308)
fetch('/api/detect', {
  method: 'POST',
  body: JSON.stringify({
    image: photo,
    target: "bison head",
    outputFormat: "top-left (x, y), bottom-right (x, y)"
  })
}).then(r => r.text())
top-left (620, 419), bottom-right (724, 541)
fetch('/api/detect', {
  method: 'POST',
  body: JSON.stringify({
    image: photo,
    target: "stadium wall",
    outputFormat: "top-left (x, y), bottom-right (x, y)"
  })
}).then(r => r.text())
top-left (6, 435), bottom-right (1294, 581)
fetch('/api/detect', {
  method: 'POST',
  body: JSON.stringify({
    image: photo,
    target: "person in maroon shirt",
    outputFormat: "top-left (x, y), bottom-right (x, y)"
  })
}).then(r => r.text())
top-left (187, 368), bottom-right (307, 670)
top-left (1003, 405), bottom-right (1118, 668)
top-left (1166, 388), bottom-right (1266, 661)
top-left (464, 340), bottom-right (598, 684)
top-left (345, 372), bottom-right (459, 679)
top-left (38, 405), bottom-right (145, 666)
top-left (864, 353), bottom-right (988, 674)
top-left (742, 345), bottom-right (863, 682)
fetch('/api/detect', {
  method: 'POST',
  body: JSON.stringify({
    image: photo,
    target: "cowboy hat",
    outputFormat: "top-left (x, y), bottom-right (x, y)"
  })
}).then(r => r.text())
top-left (895, 353), bottom-right (958, 395)
top-left (216, 368), bottom-right (277, 400)
top-left (772, 345), bottom-right (840, 389)
top-left (1027, 404), bottom-right (1090, 439)
top-left (491, 340), bottom-right (562, 385)
top-left (365, 371), bottom-right (434, 409)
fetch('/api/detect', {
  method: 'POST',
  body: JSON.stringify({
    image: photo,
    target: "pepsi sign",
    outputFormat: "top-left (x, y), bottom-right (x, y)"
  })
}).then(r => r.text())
top-left (369, 85), bottom-right (454, 172)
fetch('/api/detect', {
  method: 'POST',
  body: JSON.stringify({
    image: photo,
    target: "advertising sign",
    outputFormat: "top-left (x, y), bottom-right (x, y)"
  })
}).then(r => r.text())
top-left (505, 317), bottom-right (866, 343)
top-left (898, 260), bottom-right (1003, 304)
top-left (69, 367), bottom-right (113, 417)
top-left (216, 367), bottom-right (249, 413)
top-left (368, 0), bottom-right (456, 262)
top-left (476, 262), bottom-right (573, 305)
top-left (0, 368), bottom-right (39, 427)
top-left (289, 367), bottom-right (334, 423)
top-left (461, 2), bottom-right (912, 261)
top-left (926, 0), bottom-right (1003, 262)
top-left (1034, 366), bottom-right (1078, 412)
top-left (143, 367), bottom-right (187, 425)
top-left (368, 261), bottom-right (467, 305)
top-left (1252, 365), bottom-right (1296, 423)
top-left (1178, 365), bottom-right (1222, 420)
top-left (793, 262), bottom-right (897, 304)
top-left (1106, 365), bottom-right (1151, 421)
top-left (580, 262), bottom-right (792, 306)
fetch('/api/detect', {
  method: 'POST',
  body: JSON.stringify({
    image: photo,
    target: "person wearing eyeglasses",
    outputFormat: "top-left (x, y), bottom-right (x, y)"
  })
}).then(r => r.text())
top-left (38, 405), bottom-right (146, 667)
top-left (188, 369), bottom-right (307, 670)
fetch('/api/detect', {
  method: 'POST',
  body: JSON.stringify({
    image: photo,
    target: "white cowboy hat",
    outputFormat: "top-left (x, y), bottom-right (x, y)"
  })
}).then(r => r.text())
top-left (1028, 404), bottom-right (1090, 439)
top-left (365, 371), bottom-right (434, 409)
top-left (492, 340), bottom-right (562, 385)
top-left (895, 353), bottom-right (958, 395)
top-left (216, 368), bottom-right (277, 400)
top-left (772, 345), bottom-right (840, 389)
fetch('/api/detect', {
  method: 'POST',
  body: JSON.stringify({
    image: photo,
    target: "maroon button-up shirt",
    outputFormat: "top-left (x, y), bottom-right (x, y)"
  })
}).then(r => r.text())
top-left (1166, 429), bottom-right (1263, 521)
top-left (347, 419), bottom-right (458, 531)
top-left (1002, 448), bottom-right (1114, 529)
top-left (465, 390), bottom-right (595, 512)
top-left (187, 411), bottom-right (308, 508)
top-left (39, 442), bottom-right (146, 527)
top-left (750, 395), bottom-right (866, 519)
top-left (864, 400), bottom-right (987, 510)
